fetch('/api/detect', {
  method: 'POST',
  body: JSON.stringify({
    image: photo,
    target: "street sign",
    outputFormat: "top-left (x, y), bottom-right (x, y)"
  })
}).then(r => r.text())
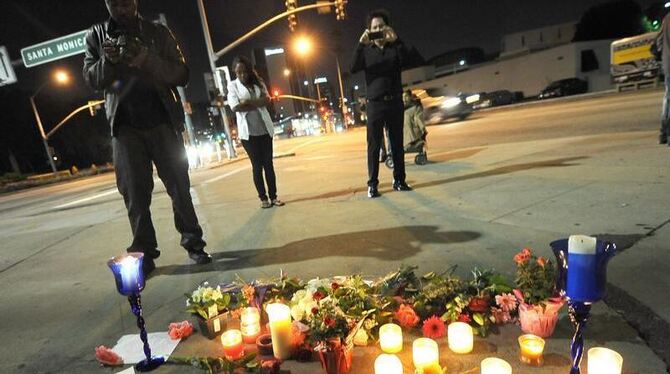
top-left (21, 30), bottom-right (88, 68)
top-left (0, 46), bottom-right (17, 87)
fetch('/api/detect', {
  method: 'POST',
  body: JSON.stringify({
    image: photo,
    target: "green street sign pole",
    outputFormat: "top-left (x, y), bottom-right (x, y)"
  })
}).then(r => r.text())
top-left (21, 30), bottom-right (88, 68)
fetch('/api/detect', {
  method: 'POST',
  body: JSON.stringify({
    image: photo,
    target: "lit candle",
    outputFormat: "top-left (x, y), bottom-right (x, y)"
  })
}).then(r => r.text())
top-left (481, 357), bottom-right (512, 374)
top-left (588, 347), bottom-right (623, 374)
top-left (374, 353), bottom-right (403, 374)
top-left (379, 323), bottom-right (403, 353)
top-left (518, 334), bottom-right (545, 366)
top-left (448, 322), bottom-right (473, 354)
top-left (413, 338), bottom-right (439, 370)
top-left (221, 329), bottom-right (245, 360)
top-left (240, 307), bottom-right (261, 344)
top-left (266, 303), bottom-right (293, 359)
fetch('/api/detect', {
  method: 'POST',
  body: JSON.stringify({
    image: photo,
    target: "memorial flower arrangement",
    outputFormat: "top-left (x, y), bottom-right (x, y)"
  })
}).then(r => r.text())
top-left (513, 247), bottom-right (565, 337)
top-left (185, 282), bottom-right (232, 320)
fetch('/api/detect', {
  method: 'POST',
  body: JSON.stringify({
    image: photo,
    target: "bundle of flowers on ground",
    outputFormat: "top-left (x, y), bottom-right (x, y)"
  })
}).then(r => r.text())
top-left (185, 264), bottom-right (525, 345)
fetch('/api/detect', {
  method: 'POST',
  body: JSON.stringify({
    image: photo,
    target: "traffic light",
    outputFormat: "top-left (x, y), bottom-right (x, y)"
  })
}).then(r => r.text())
top-left (335, 0), bottom-right (346, 20)
top-left (272, 89), bottom-right (281, 99)
top-left (286, 0), bottom-right (298, 32)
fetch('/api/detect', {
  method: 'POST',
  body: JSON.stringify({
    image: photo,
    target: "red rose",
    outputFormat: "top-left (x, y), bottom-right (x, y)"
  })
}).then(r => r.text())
top-left (311, 307), bottom-right (319, 315)
top-left (313, 291), bottom-right (325, 301)
top-left (331, 282), bottom-right (341, 290)
top-left (457, 314), bottom-right (472, 323)
top-left (395, 304), bottom-right (420, 328)
top-left (95, 345), bottom-right (123, 366)
top-left (468, 297), bottom-right (489, 313)
top-left (324, 316), bottom-right (336, 327)
top-left (168, 321), bottom-right (194, 340)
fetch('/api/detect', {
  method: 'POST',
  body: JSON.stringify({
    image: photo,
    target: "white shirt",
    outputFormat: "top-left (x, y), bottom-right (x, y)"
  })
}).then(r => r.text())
top-left (227, 79), bottom-right (275, 140)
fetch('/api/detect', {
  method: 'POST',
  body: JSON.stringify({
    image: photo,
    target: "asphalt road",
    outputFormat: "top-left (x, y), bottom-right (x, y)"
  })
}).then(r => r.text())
top-left (0, 89), bottom-right (668, 373)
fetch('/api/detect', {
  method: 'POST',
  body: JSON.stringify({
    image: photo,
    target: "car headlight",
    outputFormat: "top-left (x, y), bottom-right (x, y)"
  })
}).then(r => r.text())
top-left (442, 97), bottom-right (462, 109)
top-left (465, 94), bottom-right (480, 104)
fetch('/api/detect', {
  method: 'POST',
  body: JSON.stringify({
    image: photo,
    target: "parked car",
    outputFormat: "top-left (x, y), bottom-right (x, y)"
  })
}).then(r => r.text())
top-left (473, 90), bottom-right (518, 109)
top-left (413, 88), bottom-right (475, 124)
top-left (538, 78), bottom-right (588, 99)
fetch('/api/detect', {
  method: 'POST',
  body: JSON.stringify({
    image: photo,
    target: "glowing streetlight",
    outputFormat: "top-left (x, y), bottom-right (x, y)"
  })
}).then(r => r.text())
top-left (283, 68), bottom-right (291, 77)
top-left (54, 70), bottom-right (70, 85)
top-left (294, 35), bottom-right (312, 56)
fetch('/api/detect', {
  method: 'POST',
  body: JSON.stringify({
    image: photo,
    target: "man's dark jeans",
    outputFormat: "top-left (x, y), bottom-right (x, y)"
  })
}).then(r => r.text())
top-left (366, 98), bottom-right (406, 188)
top-left (113, 124), bottom-right (206, 258)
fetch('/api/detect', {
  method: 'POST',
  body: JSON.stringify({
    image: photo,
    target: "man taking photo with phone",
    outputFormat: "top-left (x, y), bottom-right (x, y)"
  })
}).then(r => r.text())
top-left (351, 9), bottom-right (413, 198)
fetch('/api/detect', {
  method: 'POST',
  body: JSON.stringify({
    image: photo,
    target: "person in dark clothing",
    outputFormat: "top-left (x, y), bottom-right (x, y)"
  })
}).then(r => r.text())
top-left (350, 9), bottom-right (413, 198)
top-left (83, 0), bottom-right (212, 275)
top-left (227, 56), bottom-right (284, 209)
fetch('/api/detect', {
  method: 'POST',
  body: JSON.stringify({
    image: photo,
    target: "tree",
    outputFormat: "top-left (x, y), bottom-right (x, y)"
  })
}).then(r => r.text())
top-left (573, 0), bottom-right (646, 42)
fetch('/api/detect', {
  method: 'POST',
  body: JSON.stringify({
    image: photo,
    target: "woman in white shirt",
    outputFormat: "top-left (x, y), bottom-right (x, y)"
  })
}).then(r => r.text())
top-left (227, 56), bottom-right (284, 208)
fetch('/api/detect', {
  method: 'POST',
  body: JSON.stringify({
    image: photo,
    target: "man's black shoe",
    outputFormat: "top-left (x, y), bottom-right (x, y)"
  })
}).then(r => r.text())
top-left (142, 257), bottom-right (156, 276)
top-left (368, 187), bottom-right (380, 198)
top-left (188, 249), bottom-right (213, 264)
top-left (660, 134), bottom-right (668, 144)
top-left (393, 181), bottom-right (413, 191)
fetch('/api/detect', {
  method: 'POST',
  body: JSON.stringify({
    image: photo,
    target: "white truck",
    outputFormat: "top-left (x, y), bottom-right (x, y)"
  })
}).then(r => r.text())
top-left (610, 32), bottom-right (661, 84)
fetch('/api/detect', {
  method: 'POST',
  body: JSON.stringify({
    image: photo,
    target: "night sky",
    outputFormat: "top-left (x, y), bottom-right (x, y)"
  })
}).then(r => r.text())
top-left (0, 0), bottom-right (662, 104)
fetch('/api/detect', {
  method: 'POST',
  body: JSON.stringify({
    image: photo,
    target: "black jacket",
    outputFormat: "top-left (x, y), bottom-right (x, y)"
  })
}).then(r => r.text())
top-left (83, 17), bottom-right (189, 135)
top-left (350, 40), bottom-right (411, 100)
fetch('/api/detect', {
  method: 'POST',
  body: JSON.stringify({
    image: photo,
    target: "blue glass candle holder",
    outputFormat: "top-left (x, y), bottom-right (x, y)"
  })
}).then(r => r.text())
top-left (551, 238), bottom-right (616, 374)
top-left (108, 253), bottom-right (164, 372)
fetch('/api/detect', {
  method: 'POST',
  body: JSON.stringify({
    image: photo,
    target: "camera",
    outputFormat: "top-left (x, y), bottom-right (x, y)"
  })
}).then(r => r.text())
top-left (115, 35), bottom-right (145, 63)
top-left (368, 31), bottom-right (385, 41)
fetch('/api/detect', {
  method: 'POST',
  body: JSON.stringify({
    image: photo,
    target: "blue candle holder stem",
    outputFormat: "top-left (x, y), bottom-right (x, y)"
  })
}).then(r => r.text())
top-left (128, 293), bottom-right (164, 372)
top-left (568, 301), bottom-right (591, 374)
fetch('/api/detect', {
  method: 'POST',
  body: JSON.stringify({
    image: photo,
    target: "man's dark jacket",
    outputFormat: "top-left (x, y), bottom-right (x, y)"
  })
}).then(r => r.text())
top-left (83, 17), bottom-right (189, 135)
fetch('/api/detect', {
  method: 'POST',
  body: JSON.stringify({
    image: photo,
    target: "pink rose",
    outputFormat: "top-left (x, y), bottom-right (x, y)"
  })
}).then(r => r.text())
top-left (168, 320), bottom-right (194, 340)
top-left (395, 304), bottom-right (420, 328)
top-left (95, 345), bottom-right (123, 366)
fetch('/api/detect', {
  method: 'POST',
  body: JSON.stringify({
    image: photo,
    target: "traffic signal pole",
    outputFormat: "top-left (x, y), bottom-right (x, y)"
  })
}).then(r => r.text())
top-left (197, 0), bottom-right (237, 159)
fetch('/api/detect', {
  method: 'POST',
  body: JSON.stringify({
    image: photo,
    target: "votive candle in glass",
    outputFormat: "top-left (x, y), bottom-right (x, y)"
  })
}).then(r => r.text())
top-left (518, 334), bottom-right (545, 366)
top-left (379, 323), bottom-right (403, 353)
top-left (374, 353), bottom-right (403, 374)
top-left (481, 357), bottom-right (512, 374)
top-left (240, 307), bottom-right (261, 344)
top-left (412, 337), bottom-right (439, 370)
top-left (221, 329), bottom-right (245, 360)
top-left (448, 322), bottom-right (473, 354)
top-left (588, 347), bottom-right (623, 374)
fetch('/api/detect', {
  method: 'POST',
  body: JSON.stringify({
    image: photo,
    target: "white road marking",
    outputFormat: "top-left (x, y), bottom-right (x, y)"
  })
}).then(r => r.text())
top-left (282, 138), bottom-right (325, 154)
top-left (53, 188), bottom-right (118, 209)
top-left (202, 166), bottom-right (250, 185)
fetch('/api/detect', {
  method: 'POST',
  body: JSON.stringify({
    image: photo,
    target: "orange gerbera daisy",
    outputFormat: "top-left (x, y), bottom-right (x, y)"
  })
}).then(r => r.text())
top-left (422, 315), bottom-right (447, 339)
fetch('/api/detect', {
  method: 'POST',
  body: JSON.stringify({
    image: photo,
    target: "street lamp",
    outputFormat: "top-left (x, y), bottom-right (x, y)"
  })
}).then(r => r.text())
top-left (30, 69), bottom-right (71, 173)
top-left (283, 68), bottom-right (291, 77)
top-left (291, 35), bottom-right (349, 129)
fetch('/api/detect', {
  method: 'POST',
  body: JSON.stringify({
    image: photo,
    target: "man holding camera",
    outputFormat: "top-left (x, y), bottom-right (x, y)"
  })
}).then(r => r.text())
top-left (351, 9), bottom-right (413, 198)
top-left (83, 0), bottom-right (212, 275)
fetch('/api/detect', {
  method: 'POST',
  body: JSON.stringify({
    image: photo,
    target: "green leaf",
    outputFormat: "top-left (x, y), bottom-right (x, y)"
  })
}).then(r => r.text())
top-left (473, 313), bottom-right (485, 326)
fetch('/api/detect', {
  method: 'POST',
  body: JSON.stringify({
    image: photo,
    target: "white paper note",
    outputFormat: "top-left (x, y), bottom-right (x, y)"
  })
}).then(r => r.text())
top-left (112, 332), bottom-right (180, 364)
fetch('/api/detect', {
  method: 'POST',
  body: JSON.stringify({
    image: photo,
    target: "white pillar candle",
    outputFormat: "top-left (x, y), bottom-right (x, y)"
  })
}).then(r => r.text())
top-left (568, 235), bottom-right (597, 255)
top-left (412, 338), bottom-right (439, 370)
top-left (448, 322), bottom-right (473, 354)
top-left (588, 347), bottom-right (623, 374)
top-left (240, 307), bottom-right (261, 344)
top-left (481, 357), bottom-right (512, 374)
top-left (379, 323), bottom-right (403, 353)
top-left (374, 353), bottom-right (403, 374)
top-left (266, 303), bottom-right (293, 359)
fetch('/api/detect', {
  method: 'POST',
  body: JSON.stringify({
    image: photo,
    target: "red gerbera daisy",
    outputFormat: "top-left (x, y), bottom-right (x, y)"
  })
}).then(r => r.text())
top-left (422, 316), bottom-right (447, 339)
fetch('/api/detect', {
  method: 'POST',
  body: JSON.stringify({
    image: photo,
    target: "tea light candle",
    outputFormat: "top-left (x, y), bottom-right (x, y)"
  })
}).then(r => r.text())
top-left (588, 347), bottom-right (623, 374)
top-left (379, 323), bottom-right (403, 353)
top-left (518, 334), bottom-right (545, 366)
top-left (240, 307), bottom-right (261, 344)
top-left (374, 353), bottom-right (403, 374)
top-left (448, 322), bottom-right (473, 354)
top-left (413, 338), bottom-right (439, 370)
top-left (481, 357), bottom-right (512, 374)
top-left (266, 303), bottom-right (293, 359)
top-left (221, 329), bottom-right (244, 360)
